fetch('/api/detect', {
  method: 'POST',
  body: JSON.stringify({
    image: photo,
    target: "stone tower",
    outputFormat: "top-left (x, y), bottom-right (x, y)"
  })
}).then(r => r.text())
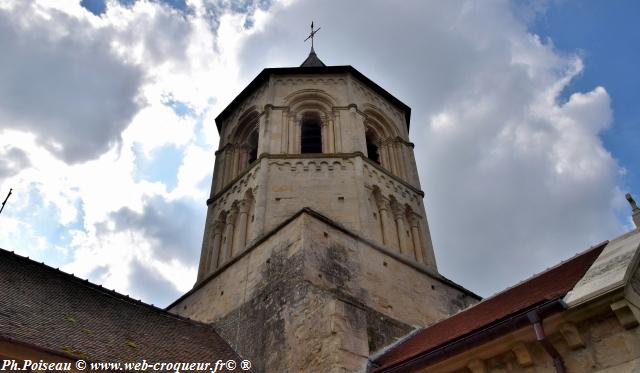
top-left (168, 48), bottom-right (479, 372)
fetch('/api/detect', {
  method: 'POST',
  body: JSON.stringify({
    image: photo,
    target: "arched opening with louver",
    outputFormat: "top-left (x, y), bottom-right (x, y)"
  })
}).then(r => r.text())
top-left (300, 114), bottom-right (322, 154)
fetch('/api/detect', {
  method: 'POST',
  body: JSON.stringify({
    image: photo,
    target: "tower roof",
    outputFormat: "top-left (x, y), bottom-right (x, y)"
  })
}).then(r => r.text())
top-left (215, 65), bottom-right (411, 133)
top-left (300, 47), bottom-right (326, 67)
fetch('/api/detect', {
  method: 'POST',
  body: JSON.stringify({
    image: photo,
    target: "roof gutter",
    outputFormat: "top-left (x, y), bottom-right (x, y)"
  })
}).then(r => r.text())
top-left (369, 298), bottom-right (566, 372)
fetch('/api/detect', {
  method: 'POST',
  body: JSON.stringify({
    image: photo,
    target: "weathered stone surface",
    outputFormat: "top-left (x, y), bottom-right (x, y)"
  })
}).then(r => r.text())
top-left (170, 212), bottom-right (477, 372)
top-left (198, 69), bottom-right (440, 284)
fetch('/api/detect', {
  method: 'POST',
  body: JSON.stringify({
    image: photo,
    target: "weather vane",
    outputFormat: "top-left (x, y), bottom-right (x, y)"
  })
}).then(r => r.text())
top-left (304, 21), bottom-right (321, 50)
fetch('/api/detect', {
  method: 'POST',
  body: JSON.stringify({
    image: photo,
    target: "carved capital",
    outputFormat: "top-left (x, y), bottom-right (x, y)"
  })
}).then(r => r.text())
top-left (226, 209), bottom-right (238, 224)
top-left (213, 221), bottom-right (225, 233)
top-left (407, 212), bottom-right (421, 228)
top-left (238, 199), bottom-right (251, 214)
top-left (390, 201), bottom-right (404, 220)
top-left (373, 190), bottom-right (389, 211)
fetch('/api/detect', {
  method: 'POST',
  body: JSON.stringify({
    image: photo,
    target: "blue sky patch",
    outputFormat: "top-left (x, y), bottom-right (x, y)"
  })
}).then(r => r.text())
top-left (133, 143), bottom-right (183, 191)
top-left (529, 0), bottom-right (640, 200)
top-left (164, 99), bottom-right (195, 117)
top-left (80, 0), bottom-right (188, 15)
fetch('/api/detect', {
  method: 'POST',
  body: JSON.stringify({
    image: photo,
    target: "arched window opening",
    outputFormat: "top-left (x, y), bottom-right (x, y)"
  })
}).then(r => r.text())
top-left (247, 130), bottom-right (258, 164)
top-left (301, 115), bottom-right (322, 154)
top-left (365, 129), bottom-right (380, 164)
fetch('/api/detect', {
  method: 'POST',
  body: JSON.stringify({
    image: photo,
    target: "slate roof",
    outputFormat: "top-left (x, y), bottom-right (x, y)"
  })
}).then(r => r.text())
top-left (214, 66), bottom-right (412, 132)
top-left (300, 48), bottom-right (326, 67)
top-left (370, 241), bottom-right (607, 372)
top-left (0, 248), bottom-right (245, 370)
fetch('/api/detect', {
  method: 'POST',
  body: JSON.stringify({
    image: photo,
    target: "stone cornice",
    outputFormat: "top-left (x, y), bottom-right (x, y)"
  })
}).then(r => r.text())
top-left (206, 152), bottom-right (424, 206)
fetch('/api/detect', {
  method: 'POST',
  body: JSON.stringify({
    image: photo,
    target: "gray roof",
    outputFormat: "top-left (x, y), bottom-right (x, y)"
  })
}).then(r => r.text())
top-left (300, 47), bottom-right (326, 67)
top-left (0, 248), bottom-right (246, 370)
top-left (215, 65), bottom-right (412, 133)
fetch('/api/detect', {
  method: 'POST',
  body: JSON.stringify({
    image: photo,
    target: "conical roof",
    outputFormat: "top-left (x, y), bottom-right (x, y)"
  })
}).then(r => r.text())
top-left (300, 47), bottom-right (326, 67)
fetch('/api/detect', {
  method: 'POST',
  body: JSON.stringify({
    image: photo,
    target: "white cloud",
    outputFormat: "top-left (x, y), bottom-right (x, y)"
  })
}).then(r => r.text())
top-left (0, 0), bottom-right (143, 163)
top-left (0, 0), bottom-right (629, 305)
top-left (232, 0), bottom-right (626, 296)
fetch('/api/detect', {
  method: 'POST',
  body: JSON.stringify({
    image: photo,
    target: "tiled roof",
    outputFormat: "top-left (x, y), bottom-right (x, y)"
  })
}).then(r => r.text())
top-left (371, 242), bottom-right (607, 371)
top-left (0, 248), bottom-right (245, 369)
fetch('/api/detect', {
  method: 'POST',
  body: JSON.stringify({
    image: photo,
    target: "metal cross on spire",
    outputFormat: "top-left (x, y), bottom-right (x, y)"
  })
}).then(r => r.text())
top-left (304, 21), bottom-right (321, 51)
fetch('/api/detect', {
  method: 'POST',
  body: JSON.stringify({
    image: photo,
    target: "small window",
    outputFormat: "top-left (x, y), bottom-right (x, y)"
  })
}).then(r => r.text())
top-left (365, 129), bottom-right (380, 164)
top-left (301, 116), bottom-right (322, 154)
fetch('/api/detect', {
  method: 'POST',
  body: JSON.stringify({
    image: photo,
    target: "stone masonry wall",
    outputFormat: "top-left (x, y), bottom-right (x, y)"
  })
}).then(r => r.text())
top-left (170, 211), bottom-right (478, 372)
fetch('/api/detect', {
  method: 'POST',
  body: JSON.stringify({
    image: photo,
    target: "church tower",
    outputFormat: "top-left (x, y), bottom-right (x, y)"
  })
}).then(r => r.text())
top-left (169, 39), bottom-right (479, 372)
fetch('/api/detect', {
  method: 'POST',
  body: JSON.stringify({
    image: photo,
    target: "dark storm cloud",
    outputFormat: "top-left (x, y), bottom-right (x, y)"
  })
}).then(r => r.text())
top-left (0, 147), bottom-right (30, 178)
top-left (128, 258), bottom-right (182, 307)
top-left (108, 196), bottom-right (203, 266)
top-left (0, 2), bottom-right (143, 163)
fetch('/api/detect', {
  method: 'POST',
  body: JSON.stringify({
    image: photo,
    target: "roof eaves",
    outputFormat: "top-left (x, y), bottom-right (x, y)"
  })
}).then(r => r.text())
top-left (370, 298), bottom-right (566, 373)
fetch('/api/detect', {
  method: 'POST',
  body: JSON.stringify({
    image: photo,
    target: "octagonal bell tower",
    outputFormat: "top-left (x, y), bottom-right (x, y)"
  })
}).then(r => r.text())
top-left (169, 47), bottom-right (478, 372)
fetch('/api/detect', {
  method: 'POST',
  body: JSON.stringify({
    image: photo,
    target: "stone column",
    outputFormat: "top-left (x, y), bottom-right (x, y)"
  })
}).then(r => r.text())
top-left (333, 111), bottom-right (342, 152)
top-left (223, 146), bottom-right (234, 185)
top-left (211, 152), bottom-right (223, 194)
top-left (294, 119), bottom-right (301, 154)
top-left (390, 141), bottom-right (401, 177)
top-left (235, 199), bottom-right (250, 255)
top-left (379, 142), bottom-right (390, 170)
top-left (196, 212), bottom-right (213, 281)
top-left (237, 146), bottom-right (249, 174)
top-left (230, 146), bottom-right (239, 180)
top-left (208, 221), bottom-right (224, 272)
top-left (408, 213), bottom-right (423, 263)
top-left (374, 192), bottom-right (395, 249)
top-left (396, 142), bottom-right (407, 180)
top-left (392, 203), bottom-right (409, 256)
top-left (252, 158), bottom-right (269, 238)
top-left (221, 208), bottom-right (237, 264)
top-left (321, 122), bottom-right (329, 153)
top-left (281, 111), bottom-right (289, 154)
top-left (257, 108), bottom-right (269, 156)
top-left (327, 118), bottom-right (335, 153)
top-left (287, 114), bottom-right (295, 154)
top-left (419, 222), bottom-right (436, 268)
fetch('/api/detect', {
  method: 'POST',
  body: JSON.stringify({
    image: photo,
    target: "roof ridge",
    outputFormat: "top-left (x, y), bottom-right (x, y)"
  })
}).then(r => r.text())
top-left (0, 247), bottom-right (212, 329)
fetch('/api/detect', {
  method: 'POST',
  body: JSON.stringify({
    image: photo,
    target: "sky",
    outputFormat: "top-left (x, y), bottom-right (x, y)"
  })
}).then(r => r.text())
top-left (0, 0), bottom-right (638, 307)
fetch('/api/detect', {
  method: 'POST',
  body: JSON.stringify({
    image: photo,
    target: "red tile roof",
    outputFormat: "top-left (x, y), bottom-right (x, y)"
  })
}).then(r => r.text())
top-left (0, 248), bottom-right (247, 369)
top-left (371, 242), bottom-right (607, 372)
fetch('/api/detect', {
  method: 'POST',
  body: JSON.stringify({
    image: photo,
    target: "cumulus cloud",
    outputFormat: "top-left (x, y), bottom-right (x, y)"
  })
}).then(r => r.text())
top-left (0, 1), bottom-right (143, 163)
top-left (0, 0), bottom-right (628, 305)
top-left (0, 146), bottom-right (30, 178)
top-left (233, 0), bottom-right (625, 295)
top-left (128, 258), bottom-right (182, 307)
top-left (108, 196), bottom-right (203, 266)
